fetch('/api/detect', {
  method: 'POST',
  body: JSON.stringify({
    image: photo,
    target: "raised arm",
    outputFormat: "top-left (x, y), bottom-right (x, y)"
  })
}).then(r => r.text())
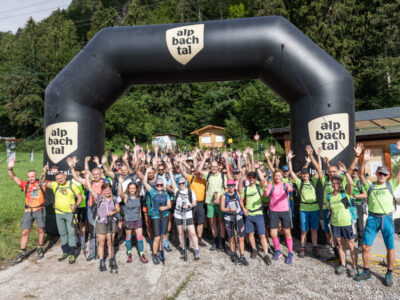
top-left (287, 150), bottom-right (298, 182)
top-left (117, 176), bottom-right (127, 203)
top-left (104, 154), bottom-right (117, 178)
top-left (315, 147), bottom-right (323, 170)
top-left (395, 141), bottom-right (400, 184)
top-left (85, 173), bottom-right (99, 199)
top-left (179, 158), bottom-right (189, 180)
top-left (360, 148), bottom-right (372, 186)
top-left (255, 161), bottom-right (265, 185)
top-left (264, 149), bottom-right (275, 173)
top-left (84, 156), bottom-right (92, 178)
top-left (222, 151), bottom-right (232, 179)
top-left (248, 147), bottom-right (255, 172)
top-left (7, 158), bottom-right (21, 186)
top-left (338, 161), bottom-right (353, 195)
top-left (198, 150), bottom-right (210, 175)
top-left (66, 157), bottom-right (86, 185)
top-left (143, 166), bottom-right (153, 192)
top-left (166, 160), bottom-right (177, 191)
top-left (348, 143), bottom-right (364, 174)
top-left (306, 145), bottom-right (324, 179)
top-left (152, 145), bottom-right (159, 169)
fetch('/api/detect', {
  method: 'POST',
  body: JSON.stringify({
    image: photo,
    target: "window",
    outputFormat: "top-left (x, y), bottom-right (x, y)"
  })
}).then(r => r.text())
top-left (215, 135), bottom-right (225, 142)
top-left (201, 136), bottom-right (211, 144)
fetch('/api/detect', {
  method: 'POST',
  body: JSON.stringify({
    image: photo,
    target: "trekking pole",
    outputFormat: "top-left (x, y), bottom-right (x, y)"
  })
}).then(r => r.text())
top-left (233, 212), bottom-right (239, 253)
top-left (160, 216), bottom-right (165, 265)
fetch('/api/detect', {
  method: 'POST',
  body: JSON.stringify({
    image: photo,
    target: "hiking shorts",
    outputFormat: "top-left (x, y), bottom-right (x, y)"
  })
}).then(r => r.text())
top-left (76, 207), bottom-right (86, 223)
top-left (192, 202), bottom-right (205, 224)
top-left (124, 219), bottom-right (142, 230)
top-left (175, 217), bottom-right (194, 226)
top-left (207, 204), bottom-right (224, 218)
top-left (225, 218), bottom-right (245, 238)
top-left (300, 210), bottom-right (319, 232)
top-left (332, 225), bottom-right (354, 240)
top-left (95, 221), bottom-right (117, 235)
top-left (245, 215), bottom-right (265, 235)
top-left (269, 210), bottom-right (291, 229)
top-left (151, 216), bottom-right (169, 237)
top-left (323, 209), bottom-right (330, 233)
top-left (21, 209), bottom-right (46, 230)
top-left (363, 214), bottom-right (394, 250)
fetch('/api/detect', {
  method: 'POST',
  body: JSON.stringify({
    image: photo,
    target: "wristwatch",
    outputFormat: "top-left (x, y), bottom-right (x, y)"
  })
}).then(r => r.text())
top-left (8, 168), bottom-right (12, 171)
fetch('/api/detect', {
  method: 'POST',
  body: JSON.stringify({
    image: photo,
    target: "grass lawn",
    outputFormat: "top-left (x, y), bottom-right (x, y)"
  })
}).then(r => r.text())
top-left (0, 152), bottom-right (44, 262)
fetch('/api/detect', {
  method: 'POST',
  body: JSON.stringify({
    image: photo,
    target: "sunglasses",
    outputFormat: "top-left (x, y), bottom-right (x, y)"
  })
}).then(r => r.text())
top-left (178, 182), bottom-right (185, 185)
top-left (248, 176), bottom-right (256, 180)
top-left (227, 184), bottom-right (235, 188)
top-left (377, 172), bottom-right (388, 176)
top-left (158, 169), bottom-right (164, 171)
top-left (156, 184), bottom-right (164, 187)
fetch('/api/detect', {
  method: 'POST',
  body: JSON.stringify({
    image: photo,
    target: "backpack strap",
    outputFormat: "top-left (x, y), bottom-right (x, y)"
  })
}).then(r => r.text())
top-left (255, 184), bottom-right (262, 199)
top-left (206, 172), bottom-right (212, 187)
top-left (221, 173), bottom-right (225, 189)
top-left (188, 188), bottom-right (193, 204)
top-left (190, 175), bottom-right (195, 186)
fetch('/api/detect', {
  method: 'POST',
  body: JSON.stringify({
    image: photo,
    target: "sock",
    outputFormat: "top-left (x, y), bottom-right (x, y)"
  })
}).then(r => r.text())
top-left (333, 247), bottom-right (338, 256)
top-left (272, 238), bottom-right (280, 251)
top-left (165, 238), bottom-right (169, 247)
top-left (20, 248), bottom-right (26, 252)
top-left (286, 238), bottom-right (293, 253)
top-left (100, 258), bottom-right (104, 263)
top-left (312, 244), bottom-right (317, 248)
top-left (150, 239), bottom-right (154, 248)
top-left (387, 269), bottom-right (392, 274)
top-left (214, 237), bottom-right (218, 246)
top-left (125, 235), bottom-right (132, 253)
top-left (138, 238), bottom-right (144, 255)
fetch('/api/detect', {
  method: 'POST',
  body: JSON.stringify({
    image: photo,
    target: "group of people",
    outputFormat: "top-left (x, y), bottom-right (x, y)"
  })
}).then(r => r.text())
top-left (8, 140), bottom-right (399, 286)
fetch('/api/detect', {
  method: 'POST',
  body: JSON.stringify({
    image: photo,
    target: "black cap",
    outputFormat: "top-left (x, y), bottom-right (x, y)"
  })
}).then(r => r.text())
top-left (301, 168), bottom-right (309, 173)
top-left (247, 171), bottom-right (257, 178)
top-left (377, 166), bottom-right (390, 175)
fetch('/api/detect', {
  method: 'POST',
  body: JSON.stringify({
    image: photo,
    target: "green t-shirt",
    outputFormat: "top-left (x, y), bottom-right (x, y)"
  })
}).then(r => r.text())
top-left (241, 184), bottom-right (263, 216)
top-left (321, 175), bottom-right (345, 210)
top-left (343, 178), bottom-right (366, 204)
top-left (203, 172), bottom-right (227, 205)
top-left (328, 192), bottom-right (352, 227)
top-left (72, 179), bottom-right (86, 208)
top-left (364, 178), bottom-right (398, 214)
top-left (295, 177), bottom-right (319, 212)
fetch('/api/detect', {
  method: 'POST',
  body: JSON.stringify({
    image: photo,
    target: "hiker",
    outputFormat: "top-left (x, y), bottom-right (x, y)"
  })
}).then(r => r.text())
top-left (8, 158), bottom-right (47, 264)
top-left (355, 143), bottom-right (400, 287)
top-left (86, 179), bottom-right (120, 272)
top-left (198, 150), bottom-right (228, 252)
top-left (173, 176), bottom-right (200, 261)
top-left (264, 169), bottom-right (294, 264)
top-left (241, 170), bottom-right (272, 265)
top-left (327, 164), bottom-right (358, 277)
top-left (143, 166), bottom-right (172, 265)
top-left (117, 176), bottom-right (148, 264)
top-left (221, 179), bottom-right (248, 266)
top-left (179, 158), bottom-right (207, 247)
top-left (287, 150), bottom-right (321, 258)
top-left (42, 169), bottom-right (82, 264)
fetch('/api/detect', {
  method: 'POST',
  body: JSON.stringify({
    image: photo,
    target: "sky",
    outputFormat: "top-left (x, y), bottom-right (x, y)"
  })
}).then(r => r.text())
top-left (0, 0), bottom-right (72, 33)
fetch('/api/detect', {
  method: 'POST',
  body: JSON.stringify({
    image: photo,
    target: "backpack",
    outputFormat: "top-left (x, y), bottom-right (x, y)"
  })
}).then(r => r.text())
top-left (367, 181), bottom-right (397, 212)
top-left (224, 191), bottom-right (242, 216)
top-left (23, 181), bottom-right (46, 210)
top-left (175, 188), bottom-right (193, 205)
top-left (299, 180), bottom-right (318, 204)
top-left (327, 191), bottom-right (358, 222)
top-left (206, 172), bottom-right (225, 190)
top-left (94, 195), bottom-right (117, 224)
top-left (149, 190), bottom-right (168, 218)
top-left (55, 180), bottom-right (76, 198)
top-left (244, 184), bottom-right (263, 213)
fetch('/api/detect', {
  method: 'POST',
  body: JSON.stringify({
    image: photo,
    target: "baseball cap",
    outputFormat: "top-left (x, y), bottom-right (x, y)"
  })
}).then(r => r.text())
top-left (282, 165), bottom-right (289, 171)
top-left (377, 166), bottom-right (389, 175)
top-left (301, 168), bottom-right (309, 173)
top-left (227, 179), bottom-right (236, 186)
top-left (187, 156), bottom-right (193, 161)
top-left (233, 168), bottom-right (240, 174)
top-left (248, 171), bottom-right (257, 178)
top-left (156, 178), bottom-right (164, 185)
top-left (177, 176), bottom-right (186, 183)
top-left (353, 164), bottom-right (359, 171)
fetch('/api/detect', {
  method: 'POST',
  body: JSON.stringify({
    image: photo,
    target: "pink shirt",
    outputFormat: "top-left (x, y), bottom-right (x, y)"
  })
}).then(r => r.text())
top-left (265, 183), bottom-right (292, 212)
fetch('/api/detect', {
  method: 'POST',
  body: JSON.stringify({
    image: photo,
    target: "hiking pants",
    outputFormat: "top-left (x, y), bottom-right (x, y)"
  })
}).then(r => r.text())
top-left (87, 207), bottom-right (97, 256)
top-left (56, 213), bottom-right (76, 255)
top-left (355, 204), bottom-right (364, 242)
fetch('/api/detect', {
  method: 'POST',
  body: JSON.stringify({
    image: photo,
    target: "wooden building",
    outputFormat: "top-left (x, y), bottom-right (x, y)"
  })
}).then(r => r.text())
top-left (191, 125), bottom-right (225, 148)
top-left (152, 133), bottom-right (179, 150)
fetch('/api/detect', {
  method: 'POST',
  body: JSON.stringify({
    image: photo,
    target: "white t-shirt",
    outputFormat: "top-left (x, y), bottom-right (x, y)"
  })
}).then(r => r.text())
top-left (173, 188), bottom-right (197, 219)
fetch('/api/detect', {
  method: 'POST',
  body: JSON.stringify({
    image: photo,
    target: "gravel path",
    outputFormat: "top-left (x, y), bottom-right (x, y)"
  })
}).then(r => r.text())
top-left (0, 238), bottom-right (398, 300)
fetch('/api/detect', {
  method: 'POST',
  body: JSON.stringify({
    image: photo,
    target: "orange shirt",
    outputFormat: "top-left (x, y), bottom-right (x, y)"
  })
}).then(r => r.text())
top-left (19, 180), bottom-right (46, 212)
top-left (187, 175), bottom-right (206, 202)
top-left (86, 179), bottom-right (103, 207)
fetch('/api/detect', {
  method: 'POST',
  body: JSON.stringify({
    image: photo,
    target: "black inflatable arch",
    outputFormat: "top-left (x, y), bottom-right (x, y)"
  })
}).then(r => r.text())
top-left (44, 16), bottom-right (355, 172)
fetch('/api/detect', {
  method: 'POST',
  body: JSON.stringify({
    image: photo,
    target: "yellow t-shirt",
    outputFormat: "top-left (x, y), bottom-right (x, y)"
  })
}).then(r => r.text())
top-left (52, 181), bottom-right (80, 214)
top-left (187, 175), bottom-right (206, 202)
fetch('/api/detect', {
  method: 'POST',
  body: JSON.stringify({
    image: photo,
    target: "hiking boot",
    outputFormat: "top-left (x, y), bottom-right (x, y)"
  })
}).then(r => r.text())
top-left (355, 271), bottom-right (371, 282)
top-left (231, 252), bottom-right (239, 264)
top-left (298, 247), bottom-right (305, 258)
top-left (127, 253), bottom-right (132, 263)
top-left (58, 252), bottom-right (69, 262)
top-left (99, 260), bottom-right (107, 272)
top-left (198, 239), bottom-right (207, 247)
top-left (36, 247), bottom-right (44, 259)
top-left (139, 254), bottom-right (149, 263)
top-left (263, 254), bottom-right (272, 266)
top-left (384, 272), bottom-right (393, 287)
top-left (180, 248), bottom-right (187, 260)
top-left (218, 241), bottom-right (226, 252)
top-left (347, 267), bottom-right (358, 278)
top-left (110, 258), bottom-right (118, 271)
top-left (312, 246), bottom-right (321, 259)
top-left (152, 253), bottom-right (160, 265)
top-left (194, 249), bottom-right (200, 261)
top-left (86, 254), bottom-right (96, 261)
top-left (273, 250), bottom-right (282, 260)
top-left (165, 244), bottom-right (172, 252)
top-left (285, 252), bottom-right (294, 264)
top-left (250, 248), bottom-right (257, 259)
top-left (69, 255), bottom-right (76, 264)
top-left (12, 250), bottom-right (26, 265)
top-left (335, 264), bottom-right (346, 275)
top-left (327, 254), bottom-right (340, 263)
top-left (240, 256), bottom-right (249, 266)
top-left (210, 243), bottom-right (217, 251)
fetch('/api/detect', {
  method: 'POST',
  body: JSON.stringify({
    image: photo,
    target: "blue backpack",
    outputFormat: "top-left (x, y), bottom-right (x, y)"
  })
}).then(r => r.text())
top-left (224, 192), bottom-right (243, 216)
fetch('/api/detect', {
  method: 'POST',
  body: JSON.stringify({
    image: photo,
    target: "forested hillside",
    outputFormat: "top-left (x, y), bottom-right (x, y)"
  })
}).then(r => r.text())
top-left (0, 0), bottom-right (398, 147)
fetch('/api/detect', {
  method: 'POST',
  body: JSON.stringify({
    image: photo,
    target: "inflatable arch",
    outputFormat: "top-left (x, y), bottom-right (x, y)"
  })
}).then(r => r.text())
top-left (44, 16), bottom-right (355, 173)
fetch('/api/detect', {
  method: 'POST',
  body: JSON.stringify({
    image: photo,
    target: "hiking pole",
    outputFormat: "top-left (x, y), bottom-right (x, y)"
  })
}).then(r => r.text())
top-left (160, 216), bottom-right (165, 265)
top-left (183, 209), bottom-right (188, 261)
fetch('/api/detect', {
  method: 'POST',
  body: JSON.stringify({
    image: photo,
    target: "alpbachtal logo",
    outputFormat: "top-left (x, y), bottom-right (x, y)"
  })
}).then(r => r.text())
top-left (166, 24), bottom-right (204, 65)
top-left (46, 122), bottom-right (78, 164)
top-left (308, 113), bottom-right (349, 161)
